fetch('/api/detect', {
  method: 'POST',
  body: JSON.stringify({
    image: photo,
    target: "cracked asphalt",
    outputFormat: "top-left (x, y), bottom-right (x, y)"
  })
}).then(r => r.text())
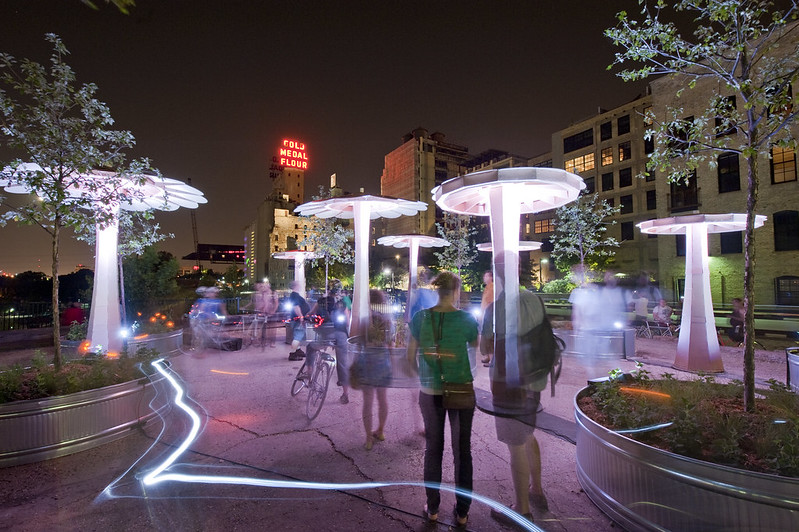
top-left (0, 334), bottom-right (790, 531)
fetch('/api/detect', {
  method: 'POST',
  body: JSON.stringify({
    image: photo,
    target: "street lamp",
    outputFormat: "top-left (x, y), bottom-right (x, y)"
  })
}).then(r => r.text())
top-left (383, 267), bottom-right (394, 298)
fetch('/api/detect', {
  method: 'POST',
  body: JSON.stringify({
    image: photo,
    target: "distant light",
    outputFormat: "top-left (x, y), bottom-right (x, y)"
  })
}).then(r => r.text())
top-left (614, 321), bottom-right (624, 329)
top-left (120, 329), bottom-right (130, 338)
top-left (470, 307), bottom-right (482, 319)
top-left (336, 314), bottom-right (345, 323)
top-left (383, 268), bottom-right (391, 275)
top-left (283, 301), bottom-right (293, 311)
top-left (773, 419), bottom-right (788, 424)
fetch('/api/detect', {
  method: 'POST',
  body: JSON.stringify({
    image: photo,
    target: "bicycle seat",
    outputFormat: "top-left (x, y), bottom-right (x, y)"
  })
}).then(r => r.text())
top-left (321, 352), bottom-right (336, 362)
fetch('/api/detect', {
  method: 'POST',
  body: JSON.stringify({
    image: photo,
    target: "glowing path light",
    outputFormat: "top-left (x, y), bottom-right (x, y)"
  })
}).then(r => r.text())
top-left (296, 195), bottom-right (426, 337)
top-left (0, 164), bottom-right (206, 354)
top-left (638, 214), bottom-right (766, 373)
top-left (433, 168), bottom-right (583, 406)
top-left (377, 234), bottom-right (449, 322)
top-left (138, 359), bottom-right (541, 531)
top-left (271, 250), bottom-right (320, 298)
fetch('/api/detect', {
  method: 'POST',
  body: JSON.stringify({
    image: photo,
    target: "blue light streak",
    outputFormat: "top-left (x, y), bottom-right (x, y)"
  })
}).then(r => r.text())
top-left (130, 359), bottom-right (542, 531)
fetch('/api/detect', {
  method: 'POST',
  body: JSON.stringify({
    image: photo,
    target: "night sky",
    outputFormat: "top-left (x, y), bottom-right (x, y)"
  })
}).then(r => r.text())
top-left (0, 0), bottom-right (647, 274)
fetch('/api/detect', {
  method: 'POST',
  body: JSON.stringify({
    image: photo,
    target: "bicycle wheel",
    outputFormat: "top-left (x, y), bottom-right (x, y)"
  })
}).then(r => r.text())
top-left (306, 362), bottom-right (331, 420)
top-left (291, 361), bottom-right (309, 396)
top-left (236, 318), bottom-right (253, 350)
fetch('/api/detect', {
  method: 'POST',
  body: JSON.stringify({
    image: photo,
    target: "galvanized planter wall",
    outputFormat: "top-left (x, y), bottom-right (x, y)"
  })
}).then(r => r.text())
top-left (787, 347), bottom-right (799, 392)
top-left (575, 388), bottom-right (799, 531)
top-left (0, 367), bottom-right (166, 468)
top-left (61, 329), bottom-right (183, 359)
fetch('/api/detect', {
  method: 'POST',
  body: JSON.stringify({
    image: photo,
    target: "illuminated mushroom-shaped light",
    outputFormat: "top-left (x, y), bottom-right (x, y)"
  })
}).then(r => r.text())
top-left (271, 250), bottom-right (320, 298)
top-left (433, 167), bottom-right (584, 410)
top-left (476, 241), bottom-right (543, 253)
top-left (378, 234), bottom-right (449, 322)
top-left (296, 195), bottom-right (426, 337)
top-left (638, 213), bottom-right (766, 373)
top-left (1, 164), bottom-right (207, 355)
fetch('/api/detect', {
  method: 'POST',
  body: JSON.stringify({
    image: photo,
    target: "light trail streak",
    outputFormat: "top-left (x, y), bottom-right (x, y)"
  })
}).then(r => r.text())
top-left (619, 387), bottom-right (671, 400)
top-left (210, 369), bottom-right (250, 376)
top-left (137, 359), bottom-right (543, 531)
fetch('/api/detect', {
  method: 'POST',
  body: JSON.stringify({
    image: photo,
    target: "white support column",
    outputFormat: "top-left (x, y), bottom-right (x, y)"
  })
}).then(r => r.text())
top-left (86, 213), bottom-right (123, 355)
top-left (351, 202), bottom-right (371, 338)
top-left (405, 241), bottom-right (420, 323)
top-left (675, 223), bottom-right (723, 372)
top-left (294, 256), bottom-right (307, 298)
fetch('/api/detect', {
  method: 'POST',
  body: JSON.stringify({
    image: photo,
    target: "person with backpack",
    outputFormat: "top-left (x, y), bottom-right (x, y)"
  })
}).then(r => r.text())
top-left (481, 286), bottom-right (554, 524)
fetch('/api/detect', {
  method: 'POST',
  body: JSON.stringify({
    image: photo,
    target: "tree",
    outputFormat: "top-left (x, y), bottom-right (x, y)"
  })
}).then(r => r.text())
top-left (606, 0), bottom-right (799, 411)
top-left (0, 34), bottom-right (155, 369)
top-left (434, 212), bottom-right (477, 277)
top-left (550, 193), bottom-right (620, 284)
top-left (296, 186), bottom-right (354, 294)
top-left (122, 248), bottom-right (179, 317)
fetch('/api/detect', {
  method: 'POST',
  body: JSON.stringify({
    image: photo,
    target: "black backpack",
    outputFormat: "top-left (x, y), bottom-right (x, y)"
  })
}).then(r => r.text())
top-left (519, 297), bottom-right (564, 397)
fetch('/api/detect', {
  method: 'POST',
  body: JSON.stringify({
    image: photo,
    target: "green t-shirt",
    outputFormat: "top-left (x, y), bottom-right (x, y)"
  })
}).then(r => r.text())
top-left (410, 308), bottom-right (478, 392)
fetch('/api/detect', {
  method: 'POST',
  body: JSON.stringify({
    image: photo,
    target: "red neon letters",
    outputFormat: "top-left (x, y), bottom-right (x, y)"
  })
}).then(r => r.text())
top-left (279, 139), bottom-right (308, 170)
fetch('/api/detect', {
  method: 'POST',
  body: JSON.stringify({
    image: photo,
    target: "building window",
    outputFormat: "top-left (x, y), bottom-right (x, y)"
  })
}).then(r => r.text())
top-left (607, 197), bottom-right (614, 208)
top-left (676, 234), bottom-right (686, 256)
top-left (601, 147), bottom-right (613, 166)
top-left (618, 141), bottom-right (632, 162)
top-left (771, 145), bottom-right (797, 184)
top-left (563, 128), bottom-right (594, 153)
top-left (717, 151), bottom-right (741, 192)
top-left (720, 231), bottom-right (743, 254)
top-left (619, 167), bottom-right (632, 188)
top-left (714, 95), bottom-right (737, 137)
top-left (584, 176), bottom-right (595, 194)
top-left (600, 121), bottom-right (612, 141)
top-left (617, 115), bottom-right (631, 135)
top-left (670, 171), bottom-right (699, 212)
top-left (643, 106), bottom-right (654, 154)
top-left (668, 116), bottom-right (694, 153)
top-left (565, 152), bottom-right (595, 173)
top-left (620, 221), bottom-right (634, 241)
top-left (774, 210), bottom-right (799, 251)
top-left (534, 218), bottom-right (554, 234)
top-left (525, 223), bottom-right (530, 234)
top-left (646, 189), bottom-right (656, 210)
top-left (601, 172), bottom-right (614, 191)
top-left (620, 194), bottom-right (633, 214)
top-left (776, 276), bottom-right (799, 305)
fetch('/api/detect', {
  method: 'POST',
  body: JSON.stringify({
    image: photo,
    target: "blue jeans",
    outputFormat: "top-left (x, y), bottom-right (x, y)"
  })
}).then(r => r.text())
top-left (418, 391), bottom-right (474, 518)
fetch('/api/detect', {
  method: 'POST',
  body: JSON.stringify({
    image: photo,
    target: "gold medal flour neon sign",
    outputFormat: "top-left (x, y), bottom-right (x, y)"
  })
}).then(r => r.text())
top-left (279, 139), bottom-right (308, 170)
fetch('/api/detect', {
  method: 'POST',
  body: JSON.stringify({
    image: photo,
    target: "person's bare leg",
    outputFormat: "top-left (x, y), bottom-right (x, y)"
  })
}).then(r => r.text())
top-left (526, 434), bottom-right (548, 510)
top-left (374, 387), bottom-right (388, 440)
top-left (362, 386), bottom-right (375, 449)
top-left (507, 442), bottom-right (531, 516)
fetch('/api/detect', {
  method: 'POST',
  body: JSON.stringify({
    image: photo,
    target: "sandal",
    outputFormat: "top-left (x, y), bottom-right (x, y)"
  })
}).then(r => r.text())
top-left (372, 431), bottom-right (385, 441)
top-left (423, 504), bottom-right (438, 522)
top-left (480, 356), bottom-right (490, 364)
top-left (453, 509), bottom-right (468, 527)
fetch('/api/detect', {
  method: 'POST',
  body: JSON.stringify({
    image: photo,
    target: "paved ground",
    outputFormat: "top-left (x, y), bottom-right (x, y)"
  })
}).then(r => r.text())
top-left (0, 333), bottom-right (793, 532)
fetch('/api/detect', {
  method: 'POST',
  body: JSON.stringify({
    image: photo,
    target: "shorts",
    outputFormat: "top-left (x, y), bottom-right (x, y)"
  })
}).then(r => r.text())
top-left (291, 321), bottom-right (307, 342)
top-left (494, 391), bottom-right (539, 445)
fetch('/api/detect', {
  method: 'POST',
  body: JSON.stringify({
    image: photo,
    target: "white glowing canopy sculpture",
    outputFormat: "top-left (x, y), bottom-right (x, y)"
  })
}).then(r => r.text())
top-left (638, 213), bottom-right (766, 372)
top-left (1, 163), bottom-right (207, 355)
top-left (271, 250), bottom-right (320, 298)
top-left (477, 241), bottom-right (542, 252)
top-left (378, 234), bottom-right (449, 322)
top-left (433, 167), bottom-right (584, 400)
top-left (296, 195), bottom-right (426, 337)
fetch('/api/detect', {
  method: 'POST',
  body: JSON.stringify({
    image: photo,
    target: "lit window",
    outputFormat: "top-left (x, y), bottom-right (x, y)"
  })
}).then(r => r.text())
top-left (564, 153), bottom-right (595, 173)
top-left (534, 218), bottom-right (554, 234)
top-left (601, 147), bottom-right (613, 166)
top-left (771, 145), bottom-right (797, 184)
top-left (525, 223), bottom-right (530, 234)
top-left (618, 141), bottom-right (631, 162)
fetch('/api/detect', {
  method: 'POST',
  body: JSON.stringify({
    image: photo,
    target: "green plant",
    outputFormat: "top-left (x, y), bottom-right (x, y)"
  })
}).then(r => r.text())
top-left (580, 364), bottom-right (799, 477)
top-left (0, 348), bottom-right (162, 404)
top-left (65, 320), bottom-right (88, 341)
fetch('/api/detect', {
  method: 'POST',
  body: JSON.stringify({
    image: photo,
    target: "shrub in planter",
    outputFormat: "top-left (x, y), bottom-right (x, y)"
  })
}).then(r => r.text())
top-left (0, 347), bottom-right (161, 404)
top-left (578, 364), bottom-right (799, 477)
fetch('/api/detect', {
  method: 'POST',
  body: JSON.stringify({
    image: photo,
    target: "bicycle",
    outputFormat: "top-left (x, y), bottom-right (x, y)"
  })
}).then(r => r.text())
top-left (290, 327), bottom-right (337, 420)
top-left (236, 313), bottom-right (266, 350)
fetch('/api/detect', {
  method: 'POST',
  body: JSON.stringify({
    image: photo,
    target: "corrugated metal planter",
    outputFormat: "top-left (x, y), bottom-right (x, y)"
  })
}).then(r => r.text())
top-left (575, 388), bottom-right (799, 531)
top-left (0, 363), bottom-right (167, 468)
top-left (61, 329), bottom-right (183, 359)
top-left (787, 347), bottom-right (799, 392)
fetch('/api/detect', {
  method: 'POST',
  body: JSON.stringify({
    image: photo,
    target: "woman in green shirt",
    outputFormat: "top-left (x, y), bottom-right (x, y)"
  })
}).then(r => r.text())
top-left (407, 272), bottom-right (478, 527)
